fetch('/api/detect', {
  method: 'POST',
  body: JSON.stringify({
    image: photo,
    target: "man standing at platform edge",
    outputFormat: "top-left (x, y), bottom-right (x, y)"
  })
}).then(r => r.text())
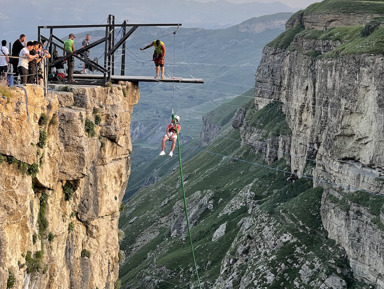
top-left (64, 33), bottom-right (76, 83)
top-left (140, 39), bottom-right (166, 79)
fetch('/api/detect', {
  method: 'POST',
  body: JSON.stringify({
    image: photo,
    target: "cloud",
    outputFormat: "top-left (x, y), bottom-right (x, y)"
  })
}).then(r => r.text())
top-left (0, 12), bottom-right (10, 20)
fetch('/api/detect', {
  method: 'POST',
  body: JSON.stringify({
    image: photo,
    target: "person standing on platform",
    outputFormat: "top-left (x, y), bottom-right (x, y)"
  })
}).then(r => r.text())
top-left (11, 34), bottom-right (27, 78)
top-left (64, 33), bottom-right (76, 83)
top-left (140, 39), bottom-right (166, 79)
top-left (81, 34), bottom-right (91, 74)
top-left (0, 40), bottom-right (10, 76)
top-left (18, 41), bottom-right (38, 85)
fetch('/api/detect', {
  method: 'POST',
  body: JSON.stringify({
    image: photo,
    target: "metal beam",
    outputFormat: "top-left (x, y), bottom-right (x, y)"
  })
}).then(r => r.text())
top-left (108, 26), bottom-right (138, 56)
top-left (38, 23), bottom-right (182, 29)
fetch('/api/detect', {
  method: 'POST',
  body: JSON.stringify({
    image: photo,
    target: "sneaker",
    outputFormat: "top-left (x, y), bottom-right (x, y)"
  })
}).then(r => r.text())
top-left (154, 75), bottom-right (159, 79)
top-left (159, 151), bottom-right (166, 156)
top-left (169, 151), bottom-right (173, 157)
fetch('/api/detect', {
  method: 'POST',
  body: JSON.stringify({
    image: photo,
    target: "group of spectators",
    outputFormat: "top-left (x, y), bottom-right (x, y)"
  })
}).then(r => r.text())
top-left (0, 34), bottom-right (51, 84)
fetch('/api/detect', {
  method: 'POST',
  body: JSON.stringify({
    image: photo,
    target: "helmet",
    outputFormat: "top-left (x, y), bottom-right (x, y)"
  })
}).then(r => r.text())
top-left (174, 115), bottom-right (180, 122)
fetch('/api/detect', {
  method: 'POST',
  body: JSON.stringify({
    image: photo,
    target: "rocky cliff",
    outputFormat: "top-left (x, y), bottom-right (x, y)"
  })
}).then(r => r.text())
top-left (118, 1), bottom-right (384, 288)
top-left (0, 83), bottom-right (139, 288)
top-left (247, 3), bottom-right (384, 287)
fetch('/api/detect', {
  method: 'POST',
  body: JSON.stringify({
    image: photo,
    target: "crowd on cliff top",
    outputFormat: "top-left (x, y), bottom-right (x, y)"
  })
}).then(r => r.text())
top-left (0, 34), bottom-right (51, 85)
top-left (0, 33), bottom-right (92, 85)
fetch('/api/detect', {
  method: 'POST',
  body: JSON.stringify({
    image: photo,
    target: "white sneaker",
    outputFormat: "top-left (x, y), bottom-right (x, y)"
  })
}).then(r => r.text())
top-left (169, 151), bottom-right (173, 157)
top-left (159, 151), bottom-right (166, 156)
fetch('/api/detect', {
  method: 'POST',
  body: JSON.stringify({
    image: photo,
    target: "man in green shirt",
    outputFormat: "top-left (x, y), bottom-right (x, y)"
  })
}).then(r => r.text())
top-left (64, 33), bottom-right (76, 83)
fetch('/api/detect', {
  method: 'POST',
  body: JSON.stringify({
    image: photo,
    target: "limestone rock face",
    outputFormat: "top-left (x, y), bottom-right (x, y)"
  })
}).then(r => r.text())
top-left (0, 83), bottom-right (139, 288)
top-left (250, 40), bottom-right (384, 286)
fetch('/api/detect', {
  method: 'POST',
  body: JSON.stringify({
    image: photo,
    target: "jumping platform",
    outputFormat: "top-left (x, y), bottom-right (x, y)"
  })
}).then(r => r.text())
top-left (73, 74), bottom-right (204, 84)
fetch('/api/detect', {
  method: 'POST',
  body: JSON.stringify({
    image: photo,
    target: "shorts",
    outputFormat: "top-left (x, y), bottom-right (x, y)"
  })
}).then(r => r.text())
top-left (165, 132), bottom-right (177, 140)
top-left (153, 53), bottom-right (164, 67)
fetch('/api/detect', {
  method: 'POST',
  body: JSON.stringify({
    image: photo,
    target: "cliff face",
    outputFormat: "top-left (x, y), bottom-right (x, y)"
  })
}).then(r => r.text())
top-left (249, 17), bottom-right (384, 288)
top-left (0, 83), bottom-right (139, 288)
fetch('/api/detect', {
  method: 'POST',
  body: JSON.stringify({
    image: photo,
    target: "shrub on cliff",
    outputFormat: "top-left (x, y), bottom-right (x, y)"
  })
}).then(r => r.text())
top-left (85, 118), bottom-right (96, 137)
top-left (361, 21), bottom-right (380, 37)
top-left (6, 269), bottom-right (15, 288)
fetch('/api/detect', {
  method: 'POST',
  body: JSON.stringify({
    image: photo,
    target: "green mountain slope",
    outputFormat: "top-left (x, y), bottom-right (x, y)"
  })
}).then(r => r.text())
top-left (118, 101), bottom-right (367, 288)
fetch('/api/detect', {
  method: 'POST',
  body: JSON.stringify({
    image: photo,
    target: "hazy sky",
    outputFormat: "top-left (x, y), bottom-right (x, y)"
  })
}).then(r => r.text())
top-left (197, 0), bottom-right (319, 8)
top-left (1, 0), bottom-right (321, 41)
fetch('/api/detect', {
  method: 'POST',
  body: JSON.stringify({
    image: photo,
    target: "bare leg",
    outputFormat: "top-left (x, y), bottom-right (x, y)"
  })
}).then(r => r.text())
top-left (161, 136), bottom-right (167, 151)
top-left (156, 66), bottom-right (160, 77)
top-left (161, 67), bottom-right (165, 79)
top-left (170, 138), bottom-right (176, 152)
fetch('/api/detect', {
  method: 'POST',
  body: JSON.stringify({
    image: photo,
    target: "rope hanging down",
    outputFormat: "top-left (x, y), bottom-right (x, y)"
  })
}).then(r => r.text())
top-left (172, 110), bottom-right (202, 289)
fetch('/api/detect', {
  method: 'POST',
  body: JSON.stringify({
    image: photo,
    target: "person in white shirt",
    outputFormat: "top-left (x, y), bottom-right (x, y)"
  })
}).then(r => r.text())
top-left (0, 40), bottom-right (9, 76)
top-left (18, 41), bottom-right (38, 84)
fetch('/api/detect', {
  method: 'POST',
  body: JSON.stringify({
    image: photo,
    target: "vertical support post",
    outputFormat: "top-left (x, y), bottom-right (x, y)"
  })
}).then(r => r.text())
top-left (121, 20), bottom-right (126, 76)
top-left (111, 15), bottom-right (115, 77)
top-left (103, 15), bottom-right (110, 85)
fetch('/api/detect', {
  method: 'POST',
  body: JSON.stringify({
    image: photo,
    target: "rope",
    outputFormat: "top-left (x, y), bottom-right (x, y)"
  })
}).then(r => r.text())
top-left (172, 111), bottom-right (203, 289)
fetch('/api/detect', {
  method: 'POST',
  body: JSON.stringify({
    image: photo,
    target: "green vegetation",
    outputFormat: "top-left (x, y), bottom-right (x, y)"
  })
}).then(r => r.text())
top-left (299, 25), bottom-right (384, 57)
top-left (27, 163), bottom-right (39, 178)
top-left (0, 85), bottom-right (12, 103)
top-left (37, 130), bottom-right (47, 148)
top-left (32, 233), bottom-right (37, 245)
top-left (6, 155), bottom-right (17, 165)
top-left (18, 161), bottom-right (28, 175)
top-left (119, 203), bottom-right (125, 212)
top-left (25, 250), bottom-right (44, 274)
top-left (304, 0), bottom-right (384, 15)
top-left (38, 113), bottom-right (49, 126)
top-left (267, 0), bottom-right (384, 56)
top-left (114, 279), bottom-right (122, 289)
top-left (204, 89), bottom-right (253, 127)
top-left (6, 269), bottom-right (15, 288)
top-left (98, 135), bottom-right (105, 149)
top-left (0, 155), bottom-right (3, 164)
top-left (81, 249), bottom-right (91, 258)
top-left (63, 182), bottom-right (75, 201)
top-left (94, 114), bottom-right (101, 125)
top-left (38, 192), bottom-right (49, 236)
top-left (48, 232), bottom-right (54, 243)
top-left (244, 100), bottom-right (291, 138)
top-left (361, 21), bottom-right (381, 37)
top-left (85, 118), bottom-right (96, 137)
top-left (267, 24), bottom-right (305, 50)
top-left (68, 222), bottom-right (74, 233)
top-left (49, 113), bottom-right (59, 126)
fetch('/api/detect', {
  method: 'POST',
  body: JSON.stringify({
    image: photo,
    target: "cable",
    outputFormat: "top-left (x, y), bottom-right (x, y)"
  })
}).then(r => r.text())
top-left (172, 111), bottom-right (203, 289)
top-left (203, 149), bottom-right (384, 197)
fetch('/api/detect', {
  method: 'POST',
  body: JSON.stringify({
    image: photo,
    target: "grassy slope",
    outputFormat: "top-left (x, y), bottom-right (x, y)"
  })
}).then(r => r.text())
top-left (304, 0), bottom-right (384, 14)
top-left (119, 102), bottom-right (366, 288)
top-left (125, 90), bottom-right (254, 199)
top-left (267, 0), bottom-right (384, 56)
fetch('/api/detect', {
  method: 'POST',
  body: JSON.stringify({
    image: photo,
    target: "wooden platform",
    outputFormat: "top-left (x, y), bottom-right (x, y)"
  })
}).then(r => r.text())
top-left (73, 74), bottom-right (204, 84)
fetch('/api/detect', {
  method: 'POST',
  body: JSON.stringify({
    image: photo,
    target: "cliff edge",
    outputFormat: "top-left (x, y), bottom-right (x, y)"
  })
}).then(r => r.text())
top-left (0, 83), bottom-right (139, 288)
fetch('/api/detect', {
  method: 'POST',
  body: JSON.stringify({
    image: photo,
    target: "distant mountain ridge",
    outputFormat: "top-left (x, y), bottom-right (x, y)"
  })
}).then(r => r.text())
top-left (1, 0), bottom-right (295, 41)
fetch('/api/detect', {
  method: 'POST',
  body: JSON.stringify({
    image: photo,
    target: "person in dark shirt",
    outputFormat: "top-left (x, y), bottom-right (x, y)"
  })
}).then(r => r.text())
top-left (11, 34), bottom-right (26, 77)
top-left (28, 41), bottom-right (39, 84)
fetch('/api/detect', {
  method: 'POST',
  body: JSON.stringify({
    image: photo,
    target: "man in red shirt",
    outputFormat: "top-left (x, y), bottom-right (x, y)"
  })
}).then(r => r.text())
top-left (159, 115), bottom-right (181, 157)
